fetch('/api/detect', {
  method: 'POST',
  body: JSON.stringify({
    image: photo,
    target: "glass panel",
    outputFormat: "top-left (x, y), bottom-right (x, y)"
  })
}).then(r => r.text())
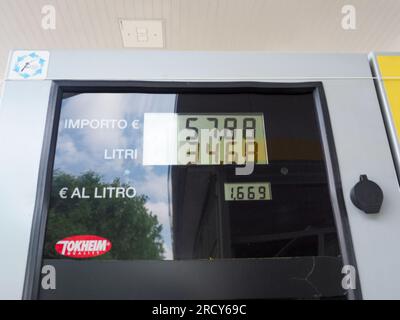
top-left (43, 91), bottom-right (340, 262)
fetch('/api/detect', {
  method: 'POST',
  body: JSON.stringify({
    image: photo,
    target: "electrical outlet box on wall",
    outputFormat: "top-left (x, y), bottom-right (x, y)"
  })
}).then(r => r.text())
top-left (119, 20), bottom-right (164, 48)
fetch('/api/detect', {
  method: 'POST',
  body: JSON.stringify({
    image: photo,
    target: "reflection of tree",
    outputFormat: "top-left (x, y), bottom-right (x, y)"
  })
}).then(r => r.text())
top-left (44, 170), bottom-right (164, 260)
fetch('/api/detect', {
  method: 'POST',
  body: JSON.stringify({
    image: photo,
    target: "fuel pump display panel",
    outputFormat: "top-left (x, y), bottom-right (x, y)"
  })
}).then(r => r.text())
top-left (38, 87), bottom-right (345, 300)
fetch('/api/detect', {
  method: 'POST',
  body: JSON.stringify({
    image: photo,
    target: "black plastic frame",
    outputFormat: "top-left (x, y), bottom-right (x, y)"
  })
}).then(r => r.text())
top-left (22, 80), bottom-right (362, 300)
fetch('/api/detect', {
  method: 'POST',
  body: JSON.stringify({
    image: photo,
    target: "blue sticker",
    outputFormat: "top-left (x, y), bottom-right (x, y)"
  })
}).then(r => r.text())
top-left (11, 51), bottom-right (48, 79)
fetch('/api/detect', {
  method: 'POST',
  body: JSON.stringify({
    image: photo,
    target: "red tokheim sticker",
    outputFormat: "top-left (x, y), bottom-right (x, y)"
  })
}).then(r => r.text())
top-left (55, 235), bottom-right (112, 258)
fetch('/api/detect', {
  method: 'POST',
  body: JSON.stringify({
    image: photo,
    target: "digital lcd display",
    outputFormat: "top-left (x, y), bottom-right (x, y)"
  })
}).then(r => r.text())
top-left (224, 182), bottom-right (272, 201)
top-left (142, 113), bottom-right (268, 166)
top-left (177, 113), bottom-right (268, 165)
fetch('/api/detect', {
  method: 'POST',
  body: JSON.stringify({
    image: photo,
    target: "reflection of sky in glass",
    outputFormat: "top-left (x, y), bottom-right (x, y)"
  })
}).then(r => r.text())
top-left (54, 93), bottom-right (176, 260)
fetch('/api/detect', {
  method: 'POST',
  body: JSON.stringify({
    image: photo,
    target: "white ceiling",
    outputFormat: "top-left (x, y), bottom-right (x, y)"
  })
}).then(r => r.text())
top-left (1, 0), bottom-right (400, 87)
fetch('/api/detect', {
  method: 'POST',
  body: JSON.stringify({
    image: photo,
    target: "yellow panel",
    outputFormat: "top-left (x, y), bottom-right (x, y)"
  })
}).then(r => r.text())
top-left (377, 56), bottom-right (400, 142)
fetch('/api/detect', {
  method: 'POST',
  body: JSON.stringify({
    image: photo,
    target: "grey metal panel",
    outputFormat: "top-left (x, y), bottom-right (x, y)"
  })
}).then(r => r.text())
top-left (321, 77), bottom-right (400, 299)
top-left (1, 50), bottom-right (399, 299)
top-left (0, 80), bottom-right (52, 299)
top-left (45, 50), bottom-right (371, 80)
top-left (369, 52), bottom-right (400, 183)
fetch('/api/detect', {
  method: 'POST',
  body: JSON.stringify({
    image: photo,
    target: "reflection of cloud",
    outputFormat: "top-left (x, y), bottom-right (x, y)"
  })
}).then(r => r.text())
top-left (55, 132), bottom-right (127, 175)
top-left (163, 244), bottom-right (173, 260)
top-left (57, 135), bottom-right (78, 159)
top-left (61, 94), bottom-right (131, 157)
top-left (62, 93), bottom-right (176, 122)
top-left (56, 134), bottom-right (87, 168)
top-left (145, 200), bottom-right (173, 260)
top-left (145, 201), bottom-right (170, 226)
top-left (139, 167), bottom-right (169, 203)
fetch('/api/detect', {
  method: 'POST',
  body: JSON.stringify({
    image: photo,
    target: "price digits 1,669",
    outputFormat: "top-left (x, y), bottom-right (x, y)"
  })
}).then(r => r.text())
top-left (225, 183), bottom-right (271, 201)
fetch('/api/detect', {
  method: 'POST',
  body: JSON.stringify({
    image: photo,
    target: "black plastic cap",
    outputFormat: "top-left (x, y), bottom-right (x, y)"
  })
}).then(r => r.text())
top-left (350, 175), bottom-right (383, 214)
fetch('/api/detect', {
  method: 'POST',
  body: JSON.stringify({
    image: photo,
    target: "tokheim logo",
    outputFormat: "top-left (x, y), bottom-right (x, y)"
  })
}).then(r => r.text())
top-left (55, 235), bottom-right (112, 258)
